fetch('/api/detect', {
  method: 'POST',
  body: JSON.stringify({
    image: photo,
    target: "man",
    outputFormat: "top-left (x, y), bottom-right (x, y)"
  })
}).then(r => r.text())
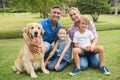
top-left (23, 5), bottom-right (62, 60)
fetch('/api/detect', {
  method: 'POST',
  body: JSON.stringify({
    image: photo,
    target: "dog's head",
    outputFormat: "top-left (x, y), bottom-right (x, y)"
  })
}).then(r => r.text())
top-left (23, 23), bottom-right (44, 44)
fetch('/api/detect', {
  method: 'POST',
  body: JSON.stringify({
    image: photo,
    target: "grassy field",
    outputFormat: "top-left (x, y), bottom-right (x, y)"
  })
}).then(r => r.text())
top-left (0, 30), bottom-right (120, 80)
top-left (0, 13), bottom-right (120, 39)
top-left (0, 13), bottom-right (120, 31)
top-left (0, 13), bottom-right (120, 80)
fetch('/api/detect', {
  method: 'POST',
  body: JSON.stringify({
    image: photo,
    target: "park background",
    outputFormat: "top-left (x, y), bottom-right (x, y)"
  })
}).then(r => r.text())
top-left (0, 0), bottom-right (120, 80)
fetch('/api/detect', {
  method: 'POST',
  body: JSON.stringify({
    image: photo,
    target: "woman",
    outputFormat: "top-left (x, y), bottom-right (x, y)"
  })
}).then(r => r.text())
top-left (68, 7), bottom-right (110, 76)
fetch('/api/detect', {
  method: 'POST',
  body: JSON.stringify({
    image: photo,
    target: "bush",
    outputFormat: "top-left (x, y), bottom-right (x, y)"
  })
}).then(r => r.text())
top-left (0, 30), bottom-right (22, 39)
top-left (0, 8), bottom-right (27, 13)
top-left (12, 9), bottom-right (27, 13)
top-left (0, 8), bottom-right (12, 13)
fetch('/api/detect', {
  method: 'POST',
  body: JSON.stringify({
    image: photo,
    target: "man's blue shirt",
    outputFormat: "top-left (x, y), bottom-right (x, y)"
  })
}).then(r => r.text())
top-left (38, 18), bottom-right (61, 44)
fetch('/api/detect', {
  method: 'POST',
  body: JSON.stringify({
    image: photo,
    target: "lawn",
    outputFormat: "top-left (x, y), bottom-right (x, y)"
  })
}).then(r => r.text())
top-left (0, 13), bottom-right (120, 39)
top-left (0, 13), bottom-right (120, 80)
top-left (0, 13), bottom-right (120, 31)
top-left (0, 30), bottom-right (120, 80)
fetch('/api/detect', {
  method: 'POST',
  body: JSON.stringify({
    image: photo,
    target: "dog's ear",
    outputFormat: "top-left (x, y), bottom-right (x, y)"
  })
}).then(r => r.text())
top-left (23, 24), bottom-right (30, 34)
top-left (39, 25), bottom-right (44, 35)
top-left (41, 27), bottom-right (44, 35)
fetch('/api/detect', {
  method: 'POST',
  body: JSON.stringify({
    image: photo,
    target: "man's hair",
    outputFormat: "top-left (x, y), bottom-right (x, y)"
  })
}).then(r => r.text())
top-left (50, 5), bottom-right (62, 13)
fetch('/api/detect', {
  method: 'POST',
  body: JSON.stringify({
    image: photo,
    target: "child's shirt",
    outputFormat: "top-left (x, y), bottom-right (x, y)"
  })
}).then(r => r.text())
top-left (73, 30), bottom-right (94, 47)
top-left (69, 21), bottom-right (98, 41)
top-left (56, 38), bottom-right (72, 63)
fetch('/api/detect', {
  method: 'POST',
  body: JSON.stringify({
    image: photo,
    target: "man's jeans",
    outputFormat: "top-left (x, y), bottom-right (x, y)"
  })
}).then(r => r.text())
top-left (44, 42), bottom-right (57, 61)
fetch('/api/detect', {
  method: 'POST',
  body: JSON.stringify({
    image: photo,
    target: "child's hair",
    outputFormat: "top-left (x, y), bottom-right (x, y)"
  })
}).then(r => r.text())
top-left (58, 26), bottom-right (68, 33)
top-left (68, 7), bottom-right (80, 14)
top-left (80, 16), bottom-right (90, 25)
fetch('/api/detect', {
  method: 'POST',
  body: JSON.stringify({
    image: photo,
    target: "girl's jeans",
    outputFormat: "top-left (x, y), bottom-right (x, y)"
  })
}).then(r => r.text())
top-left (46, 56), bottom-right (69, 71)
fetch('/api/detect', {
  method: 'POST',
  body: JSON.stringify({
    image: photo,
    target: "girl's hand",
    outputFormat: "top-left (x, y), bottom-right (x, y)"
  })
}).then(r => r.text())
top-left (55, 63), bottom-right (60, 71)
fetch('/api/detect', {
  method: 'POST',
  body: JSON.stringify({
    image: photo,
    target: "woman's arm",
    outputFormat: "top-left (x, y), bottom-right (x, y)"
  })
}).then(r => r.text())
top-left (90, 38), bottom-right (98, 51)
top-left (91, 38), bottom-right (98, 46)
top-left (89, 21), bottom-right (99, 39)
top-left (88, 21), bottom-right (99, 50)
top-left (74, 42), bottom-right (83, 48)
top-left (74, 43), bottom-right (90, 51)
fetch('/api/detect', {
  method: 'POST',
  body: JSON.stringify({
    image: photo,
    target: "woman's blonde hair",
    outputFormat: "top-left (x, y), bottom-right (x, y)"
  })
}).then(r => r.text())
top-left (68, 7), bottom-right (80, 14)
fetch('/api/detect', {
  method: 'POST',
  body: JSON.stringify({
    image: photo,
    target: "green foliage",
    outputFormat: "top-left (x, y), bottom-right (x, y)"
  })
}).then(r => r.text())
top-left (109, 3), bottom-right (120, 14)
top-left (76, 0), bottom-right (110, 22)
top-left (77, 0), bottom-right (110, 14)
top-left (8, 0), bottom-right (60, 18)
top-left (0, 8), bottom-right (12, 13)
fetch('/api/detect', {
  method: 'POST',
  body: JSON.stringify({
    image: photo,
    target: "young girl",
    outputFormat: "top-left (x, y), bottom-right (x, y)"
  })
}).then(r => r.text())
top-left (69, 16), bottom-right (110, 76)
top-left (45, 26), bottom-right (72, 71)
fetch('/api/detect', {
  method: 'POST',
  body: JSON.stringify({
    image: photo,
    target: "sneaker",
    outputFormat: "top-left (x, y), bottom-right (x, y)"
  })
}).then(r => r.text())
top-left (69, 68), bottom-right (81, 76)
top-left (99, 66), bottom-right (110, 75)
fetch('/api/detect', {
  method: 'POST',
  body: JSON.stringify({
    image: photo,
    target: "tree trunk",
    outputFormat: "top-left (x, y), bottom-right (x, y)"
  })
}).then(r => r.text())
top-left (91, 12), bottom-right (99, 22)
top-left (114, 0), bottom-right (118, 15)
top-left (2, 0), bottom-right (6, 13)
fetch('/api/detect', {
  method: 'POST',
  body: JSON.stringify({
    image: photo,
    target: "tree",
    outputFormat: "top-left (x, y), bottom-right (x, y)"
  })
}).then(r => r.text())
top-left (75, 0), bottom-right (110, 22)
top-left (8, 0), bottom-right (60, 18)
top-left (114, 0), bottom-right (118, 15)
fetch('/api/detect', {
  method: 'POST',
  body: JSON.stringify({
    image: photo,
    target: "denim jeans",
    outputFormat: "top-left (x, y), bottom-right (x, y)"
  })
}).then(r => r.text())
top-left (46, 56), bottom-right (69, 71)
top-left (80, 54), bottom-right (99, 70)
top-left (44, 42), bottom-right (53, 60)
top-left (44, 42), bottom-right (58, 61)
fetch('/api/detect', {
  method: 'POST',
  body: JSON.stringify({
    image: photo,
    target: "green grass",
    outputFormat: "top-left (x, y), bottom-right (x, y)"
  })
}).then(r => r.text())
top-left (0, 30), bottom-right (120, 80)
top-left (0, 13), bottom-right (40, 30)
top-left (0, 13), bottom-right (120, 31)
top-left (0, 13), bottom-right (120, 39)
top-left (0, 13), bottom-right (120, 79)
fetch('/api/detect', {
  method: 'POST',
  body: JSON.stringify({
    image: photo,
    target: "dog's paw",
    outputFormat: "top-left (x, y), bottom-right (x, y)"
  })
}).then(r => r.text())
top-left (16, 71), bottom-right (21, 74)
top-left (12, 66), bottom-right (17, 72)
top-left (43, 69), bottom-right (49, 74)
top-left (30, 72), bottom-right (37, 78)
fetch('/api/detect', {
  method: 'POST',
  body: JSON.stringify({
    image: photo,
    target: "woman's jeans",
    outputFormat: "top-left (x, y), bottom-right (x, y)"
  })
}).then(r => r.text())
top-left (80, 54), bottom-right (100, 70)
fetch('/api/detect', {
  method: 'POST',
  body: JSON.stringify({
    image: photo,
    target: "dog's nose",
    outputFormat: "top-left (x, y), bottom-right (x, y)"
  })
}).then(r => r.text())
top-left (34, 32), bottom-right (38, 37)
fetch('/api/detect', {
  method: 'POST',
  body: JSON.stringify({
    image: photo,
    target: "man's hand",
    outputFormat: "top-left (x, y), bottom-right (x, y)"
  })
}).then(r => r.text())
top-left (28, 44), bottom-right (39, 53)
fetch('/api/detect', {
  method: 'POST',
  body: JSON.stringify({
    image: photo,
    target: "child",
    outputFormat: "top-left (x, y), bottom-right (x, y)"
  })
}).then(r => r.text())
top-left (45, 26), bottom-right (72, 71)
top-left (69, 16), bottom-right (110, 75)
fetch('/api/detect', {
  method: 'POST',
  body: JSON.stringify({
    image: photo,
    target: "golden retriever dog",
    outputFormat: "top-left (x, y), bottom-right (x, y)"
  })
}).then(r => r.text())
top-left (13, 23), bottom-right (49, 78)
